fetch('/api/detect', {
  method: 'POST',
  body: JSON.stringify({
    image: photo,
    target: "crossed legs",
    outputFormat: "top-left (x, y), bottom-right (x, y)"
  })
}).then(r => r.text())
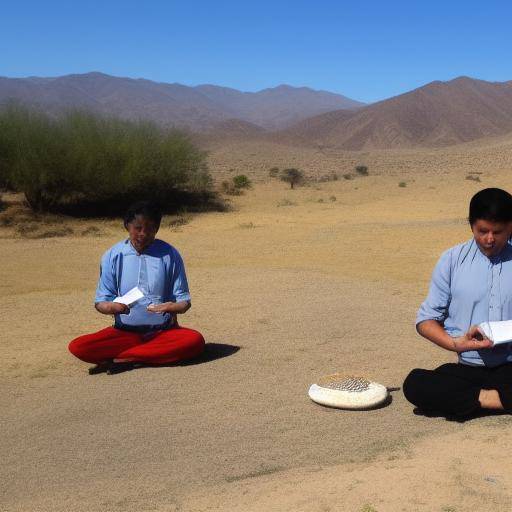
top-left (69, 326), bottom-right (205, 366)
top-left (403, 363), bottom-right (512, 418)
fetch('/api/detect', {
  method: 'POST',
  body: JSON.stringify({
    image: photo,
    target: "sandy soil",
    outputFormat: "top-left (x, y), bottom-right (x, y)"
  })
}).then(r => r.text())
top-left (2, 146), bottom-right (512, 511)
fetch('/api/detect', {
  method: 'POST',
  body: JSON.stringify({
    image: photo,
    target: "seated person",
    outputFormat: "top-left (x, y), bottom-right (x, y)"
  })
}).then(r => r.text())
top-left (403, 188), bottom-right (512, 418)
top-left (69, 201), bottom-right (204, 373)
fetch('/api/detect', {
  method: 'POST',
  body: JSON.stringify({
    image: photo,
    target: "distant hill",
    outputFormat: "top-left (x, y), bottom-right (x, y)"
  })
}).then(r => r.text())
top-left (277, 77), bottom-right (512, 149)
top-left (0, 72), bottom-right (364, 132)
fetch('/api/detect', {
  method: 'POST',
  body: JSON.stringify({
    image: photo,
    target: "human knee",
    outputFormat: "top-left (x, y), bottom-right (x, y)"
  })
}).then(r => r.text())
top-left (403, 369), bottom-right (426, 403)
top-left (68, 335), bottom-right (90, 360)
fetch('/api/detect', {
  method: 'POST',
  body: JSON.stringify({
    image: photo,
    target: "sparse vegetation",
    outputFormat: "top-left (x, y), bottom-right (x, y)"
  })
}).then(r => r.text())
top-left (465, 174), bottom-right (481, 182)
top-left (329, 195), bottom-right (337, 202)
top-left (355, 165), bottom-right (369, 176)
top-left (221, 174), bottom-right (252, 195)
top-left (399, 181), bottom-right (407, 187)
top-left (0, 104), bottom-right (215, 215)
top-left (81, 226), bottom-right (102, 237)
top-left (268, 167), bottom-right (280, 178)
top-left (277, 198), bottom-right (297, 207)
top-left (233, 174), bottom-right (252, 189)
top-left (164, 214), bottom-right (190, 230)
top-left (221, 180), bottom-right (242, 195)
top-left (343, 173), bottom-right (354, 180)
top-left (280, 168), bottom-right (304, 189)
top-left (318, 172), bottom-right (338, 182)
top-left (238, 222), bottom-right (256, 229)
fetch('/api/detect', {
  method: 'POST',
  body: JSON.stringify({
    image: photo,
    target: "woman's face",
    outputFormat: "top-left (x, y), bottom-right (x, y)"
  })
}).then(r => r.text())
top-left (126, 215), bottom-right (159, 253)
top-left (471, 219), bottom-right (512, 257)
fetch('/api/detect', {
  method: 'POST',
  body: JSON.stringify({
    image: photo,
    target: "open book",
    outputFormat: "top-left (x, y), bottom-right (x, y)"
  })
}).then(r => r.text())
top-left (479, 320), bottom-right (512, 345)
top-left (113, 286), bottom-right (144, 306)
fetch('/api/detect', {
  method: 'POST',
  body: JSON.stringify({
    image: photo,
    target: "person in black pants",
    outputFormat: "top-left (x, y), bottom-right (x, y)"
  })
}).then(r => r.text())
top-left (404, 188), bottom-right (512, 419)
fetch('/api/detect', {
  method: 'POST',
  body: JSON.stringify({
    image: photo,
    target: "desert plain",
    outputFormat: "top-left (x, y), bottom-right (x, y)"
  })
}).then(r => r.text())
top-left (3, 135), bottom-right (512, 512)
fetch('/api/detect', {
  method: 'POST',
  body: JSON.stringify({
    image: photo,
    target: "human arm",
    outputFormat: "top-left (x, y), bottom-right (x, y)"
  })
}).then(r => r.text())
top-left (94, 249), bottom-right (126, 315)
top-left (416, 248), bottom-right (492, 353)
top-left (95, 301), bottom-right (130, 315)
top-left (147, 300), bottom-right (191, 314)
top-left (417, 319), bottom-right (493, 353)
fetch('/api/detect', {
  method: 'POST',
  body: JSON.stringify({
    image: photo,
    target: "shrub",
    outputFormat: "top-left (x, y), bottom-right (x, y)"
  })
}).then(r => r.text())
top-left (398, 181), bottom-right (407, 188)
top-left (342, 173), bottom-right (353, 180)
top-left (318, 172), bottom-right (338, 182)
top-left (221, 180), bottom-right (242, 196)
top-left (0, 104), bottom-right (214, 215)
top-left (233, 174), bottom-right (252, 189)
top-left (355, 165), bottom-right (369, 176)
top-left (268, 167), bottom-right (280, 178)
top-left (280, 168), bottom-right (304, 189)
top-left (277, 198), bottom-right (296, 207)
top-left (466, 174), bottom-right (481, 182)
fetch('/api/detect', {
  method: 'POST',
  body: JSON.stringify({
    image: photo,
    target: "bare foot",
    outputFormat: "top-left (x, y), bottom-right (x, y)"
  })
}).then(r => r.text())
top-left (478, 389), bottom-right (504, 410)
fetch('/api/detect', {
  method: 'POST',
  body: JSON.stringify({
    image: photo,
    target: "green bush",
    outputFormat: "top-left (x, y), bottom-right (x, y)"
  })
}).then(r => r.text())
top-left (0, 104), bottom-right (214, 215)
top-left (233, 174), bottom-right (252, 189)
top-left (355, 165), bottom-right (369, 176)
top-left (280, 168), bottom-right (304, 189)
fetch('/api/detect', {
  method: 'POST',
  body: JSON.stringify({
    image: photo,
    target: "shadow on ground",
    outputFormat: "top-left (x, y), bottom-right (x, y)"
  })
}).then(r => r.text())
top-left (89, 342), bottom-right (241, 375)
top-left (179, 342), bottom-right (241, 366)
top-left (413, 406), bottom-right (510, 423)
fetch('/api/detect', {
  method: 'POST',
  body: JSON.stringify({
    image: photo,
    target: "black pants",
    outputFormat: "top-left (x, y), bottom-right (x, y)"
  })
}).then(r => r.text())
top-left (403, 363), bottom-right (512, 417)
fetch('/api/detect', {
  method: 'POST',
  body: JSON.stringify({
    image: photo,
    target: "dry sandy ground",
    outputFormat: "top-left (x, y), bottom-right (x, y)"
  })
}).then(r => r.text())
top-left (2, 151), bottom-right (512, 511)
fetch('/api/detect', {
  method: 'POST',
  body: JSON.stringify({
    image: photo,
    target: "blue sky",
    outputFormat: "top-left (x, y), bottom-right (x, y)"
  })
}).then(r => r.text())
top-left (2, 1), bottom-right (511, 102)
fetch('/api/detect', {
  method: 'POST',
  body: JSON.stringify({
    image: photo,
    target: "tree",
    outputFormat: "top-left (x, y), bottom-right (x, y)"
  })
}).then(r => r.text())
top-left (280, 168), bottom-right (304, 189)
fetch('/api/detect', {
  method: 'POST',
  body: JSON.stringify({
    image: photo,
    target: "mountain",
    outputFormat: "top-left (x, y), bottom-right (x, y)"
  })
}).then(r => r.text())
top-left (277, 77), bottom-right (512, 149)
top-left (195, 84), bottom-right (364, 130)
top-left (0, 72), bottom-right (364, 131)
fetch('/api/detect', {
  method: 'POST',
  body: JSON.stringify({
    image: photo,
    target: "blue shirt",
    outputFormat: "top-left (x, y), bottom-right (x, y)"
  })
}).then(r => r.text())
top-left (95, 239), bottom-right (191, 332)
top-left (417, 238), bottom-right (512, 367)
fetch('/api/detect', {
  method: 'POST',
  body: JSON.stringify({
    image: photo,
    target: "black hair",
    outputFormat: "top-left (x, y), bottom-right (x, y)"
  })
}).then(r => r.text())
top-left (123, 200), bottom-right (162, 229)
top-left (469, 188), bottom-right (512, 225)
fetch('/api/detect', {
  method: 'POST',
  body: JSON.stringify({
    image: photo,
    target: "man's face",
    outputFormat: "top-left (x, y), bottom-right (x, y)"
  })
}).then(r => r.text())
top-left (126, 215), bottom-right (159, 253)
top-left (471, 219), bottom-right (512, 257)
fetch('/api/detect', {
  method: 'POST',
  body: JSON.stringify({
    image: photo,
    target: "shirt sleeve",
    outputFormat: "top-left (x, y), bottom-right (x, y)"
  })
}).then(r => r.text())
top-left (171, 249), bottom-right (191, 302)
top-left (94, 250), bottom-right (117, 303)
top-left (416, 249), bottom-right (452, 328)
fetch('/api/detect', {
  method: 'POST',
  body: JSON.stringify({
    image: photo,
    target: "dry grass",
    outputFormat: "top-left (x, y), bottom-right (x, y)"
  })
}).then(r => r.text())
top-left (2, 137), bottom-right (512, 512)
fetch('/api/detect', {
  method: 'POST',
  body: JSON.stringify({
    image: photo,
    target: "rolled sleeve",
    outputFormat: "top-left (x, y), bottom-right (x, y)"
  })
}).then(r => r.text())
top-left (416, 249), bottom-right (452, 328)
top-left (171, 251), bottom-right (191, 302)
top-left (94, 250), bottom-right (117, 303)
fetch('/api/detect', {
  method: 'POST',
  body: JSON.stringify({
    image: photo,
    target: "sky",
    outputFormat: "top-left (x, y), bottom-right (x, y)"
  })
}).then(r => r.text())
top-left (1, 0), bottom-right (512, 103)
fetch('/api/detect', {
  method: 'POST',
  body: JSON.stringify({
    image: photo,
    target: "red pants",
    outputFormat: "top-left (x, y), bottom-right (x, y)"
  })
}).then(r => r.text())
top-left (69, 326), bottom-right (205, 365)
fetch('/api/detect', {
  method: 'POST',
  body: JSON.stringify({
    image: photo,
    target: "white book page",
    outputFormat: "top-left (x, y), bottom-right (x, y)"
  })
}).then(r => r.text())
top-left (113, 286), bottom-right (144, 306)
top-left (479, 320), bottom-right (512, 345)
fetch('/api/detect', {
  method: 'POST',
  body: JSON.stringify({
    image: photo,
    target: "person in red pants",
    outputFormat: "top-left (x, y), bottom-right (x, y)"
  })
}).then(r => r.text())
top-left (69, 201), bottom-right (204, 374)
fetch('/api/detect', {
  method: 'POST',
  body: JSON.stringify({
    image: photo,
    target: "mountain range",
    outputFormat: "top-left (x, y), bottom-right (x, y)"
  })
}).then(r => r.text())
top-left (0, 72), bottom-right (363, 131)
top-left (1, 72), bottom-right (512, 149)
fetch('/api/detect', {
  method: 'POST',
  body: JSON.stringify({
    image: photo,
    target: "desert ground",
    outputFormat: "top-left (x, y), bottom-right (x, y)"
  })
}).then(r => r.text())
top-left (3, 137), bottom-right (512, 512)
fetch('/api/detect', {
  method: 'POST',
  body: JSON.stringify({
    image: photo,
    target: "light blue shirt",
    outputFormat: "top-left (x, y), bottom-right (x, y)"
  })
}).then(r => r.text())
top-left (417, 238), bottom-right (512, 367)
top-left (95, 239), bottom-right (191, 332)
